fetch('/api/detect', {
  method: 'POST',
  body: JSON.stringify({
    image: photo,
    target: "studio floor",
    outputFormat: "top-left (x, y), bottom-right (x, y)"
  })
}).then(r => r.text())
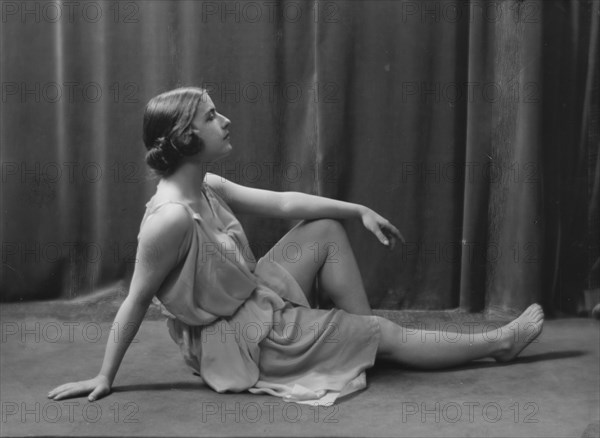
top-left (1, 296), bottom-right (598, 438)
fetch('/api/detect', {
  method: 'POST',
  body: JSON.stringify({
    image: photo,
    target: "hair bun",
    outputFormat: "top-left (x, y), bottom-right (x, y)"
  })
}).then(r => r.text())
top-left (153, 136), bottom-right (170, 150)
top-left (145, 136), bottom-right (181, 172)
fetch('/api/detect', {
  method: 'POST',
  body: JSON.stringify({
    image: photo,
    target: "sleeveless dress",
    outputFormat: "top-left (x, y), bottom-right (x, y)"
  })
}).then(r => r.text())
top-left (139, 181), bottom-right (381, 406)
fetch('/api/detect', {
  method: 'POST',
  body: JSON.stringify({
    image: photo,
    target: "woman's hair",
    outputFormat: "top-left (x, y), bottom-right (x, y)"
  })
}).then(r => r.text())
top-left (142, 87), bottom-right (207, 177)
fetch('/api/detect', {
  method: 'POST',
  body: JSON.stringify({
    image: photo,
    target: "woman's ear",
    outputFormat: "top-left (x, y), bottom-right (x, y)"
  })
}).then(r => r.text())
top-left (173, 129), bottom-right (204, 156)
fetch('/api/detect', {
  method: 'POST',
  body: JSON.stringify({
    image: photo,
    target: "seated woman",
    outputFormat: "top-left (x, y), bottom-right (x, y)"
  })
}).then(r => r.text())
top-left (48, 87), bottom-right (544, 406)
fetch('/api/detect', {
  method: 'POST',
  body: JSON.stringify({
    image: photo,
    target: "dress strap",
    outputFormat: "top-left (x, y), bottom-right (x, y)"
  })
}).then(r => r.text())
top-left (142, 201), bottom-right (203, 229)
top-left (149, 200), bottom-right (198, 217)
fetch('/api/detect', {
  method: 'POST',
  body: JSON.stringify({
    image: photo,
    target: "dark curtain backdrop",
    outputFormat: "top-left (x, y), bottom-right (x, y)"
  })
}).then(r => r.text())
top-left (1, 0), bottom-right (598, 316)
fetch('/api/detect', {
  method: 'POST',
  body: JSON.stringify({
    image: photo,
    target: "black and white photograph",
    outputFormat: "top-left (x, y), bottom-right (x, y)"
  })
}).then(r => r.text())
top-left (1, 0), bottom-right (599, 437)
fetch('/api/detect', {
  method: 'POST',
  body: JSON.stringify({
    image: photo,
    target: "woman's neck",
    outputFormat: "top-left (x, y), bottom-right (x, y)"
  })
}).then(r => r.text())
top-left (157, 162), bottom-right (207, 201)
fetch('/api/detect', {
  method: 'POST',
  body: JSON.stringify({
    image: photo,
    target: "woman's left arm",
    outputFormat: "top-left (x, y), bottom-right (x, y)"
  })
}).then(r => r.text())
top-left (206, 173), bottom-right (405, 249)
top-left (282, 191), bottom-right (363, 220)
top-left (283, 191), bottom-right (405, 249)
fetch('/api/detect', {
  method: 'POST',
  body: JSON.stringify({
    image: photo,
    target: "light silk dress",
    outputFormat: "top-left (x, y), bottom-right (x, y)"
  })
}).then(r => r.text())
top-left (140, 180), bottom-right (381, 405)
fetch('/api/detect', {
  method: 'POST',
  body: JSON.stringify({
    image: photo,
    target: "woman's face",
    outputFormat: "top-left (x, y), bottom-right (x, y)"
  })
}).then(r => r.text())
top-left (190, 94), bottom-right (232, 161)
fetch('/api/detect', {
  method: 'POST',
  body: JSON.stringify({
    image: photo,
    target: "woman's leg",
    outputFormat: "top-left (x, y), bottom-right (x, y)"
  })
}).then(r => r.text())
top-left (266, 219), bottom-right (544, 369)
top-left (375, 304), bottom-right (545, 369)
top-left (265, 218), bottom-right (372, 315)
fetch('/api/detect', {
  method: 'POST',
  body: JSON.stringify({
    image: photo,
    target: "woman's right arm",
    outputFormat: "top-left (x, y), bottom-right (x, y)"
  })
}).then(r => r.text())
top-left (47, 204), bottom-right (192, 402)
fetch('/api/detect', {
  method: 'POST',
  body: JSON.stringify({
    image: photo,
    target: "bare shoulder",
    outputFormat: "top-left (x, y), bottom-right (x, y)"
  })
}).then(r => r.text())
top-left (139, 203), bottom-right (192, 250)
top-left (204, 172), bottom-right (234, 203)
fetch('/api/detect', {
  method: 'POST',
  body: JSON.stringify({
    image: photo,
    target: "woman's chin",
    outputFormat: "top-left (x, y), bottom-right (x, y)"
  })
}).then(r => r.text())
top-left (217, 144), bottom-right (233, 159)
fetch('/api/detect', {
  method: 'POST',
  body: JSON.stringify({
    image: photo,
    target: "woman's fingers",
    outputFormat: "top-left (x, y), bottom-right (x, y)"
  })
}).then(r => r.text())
top-left (51, 387), bottom-right (81, 401)
top-left (362, 209), bottom-right (405, 249)
top-left (48, 383), bottom-right (72, 398)
top-left (379, 222), bottom-right (405, 249)
top-left (371, 223), bottom-right (394, 248)
top-left (48, 382), bottom-right (88, 400)
top-left (88, 385), bottom-right (109, 402)
top-left (392, 226), bottom-right (405, 244)
top-left (382, 222), bottom-right (403, 242)
top-left (376, 229), bottom-right (389, 246)
top-left (48, 377), bottom-right (110, 402)
top-left (54, 385), bottom-right (81, 400)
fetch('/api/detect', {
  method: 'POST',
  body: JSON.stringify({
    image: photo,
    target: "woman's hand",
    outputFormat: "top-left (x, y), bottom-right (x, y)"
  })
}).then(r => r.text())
top-left (360, 207), bottom-right (405, 250)
top-left (47, 374), bottom-right (111, 402)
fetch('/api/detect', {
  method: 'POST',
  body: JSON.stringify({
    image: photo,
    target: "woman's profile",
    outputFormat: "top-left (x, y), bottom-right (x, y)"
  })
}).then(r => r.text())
top-left (47, 87), bottom-right (544, 406)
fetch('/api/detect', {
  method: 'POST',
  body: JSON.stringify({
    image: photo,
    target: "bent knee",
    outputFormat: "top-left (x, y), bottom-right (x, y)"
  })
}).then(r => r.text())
top-left (301, 218), bottom-right (345, 237)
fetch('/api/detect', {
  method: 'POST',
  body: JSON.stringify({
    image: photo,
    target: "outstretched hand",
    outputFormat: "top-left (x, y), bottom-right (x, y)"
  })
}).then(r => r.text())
top-left (48, 375), bottom-right (111, 402)
top-left (360, 208), bottom-right (405, 250)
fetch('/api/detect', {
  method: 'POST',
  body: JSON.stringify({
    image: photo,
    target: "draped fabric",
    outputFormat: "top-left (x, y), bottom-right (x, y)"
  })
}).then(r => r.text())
top-left (2, 1), bottom-right (598, 316)
top-left (139, 184), bottom-right (381, 405)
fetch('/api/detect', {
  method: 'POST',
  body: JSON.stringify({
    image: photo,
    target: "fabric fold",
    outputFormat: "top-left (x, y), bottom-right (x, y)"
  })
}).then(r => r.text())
top-left (146, 179), bottom-right (381, 405)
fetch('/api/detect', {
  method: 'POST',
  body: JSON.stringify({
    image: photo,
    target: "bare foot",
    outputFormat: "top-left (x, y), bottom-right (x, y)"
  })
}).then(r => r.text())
top-left (493, 303), bottom-right (545, 362)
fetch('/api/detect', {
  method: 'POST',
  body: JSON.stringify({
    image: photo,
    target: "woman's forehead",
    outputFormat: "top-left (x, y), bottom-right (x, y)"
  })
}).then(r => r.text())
top-left (199, 92), bottom-right (214, 108)
top-left (194, 95), bottom-right (216, 117)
